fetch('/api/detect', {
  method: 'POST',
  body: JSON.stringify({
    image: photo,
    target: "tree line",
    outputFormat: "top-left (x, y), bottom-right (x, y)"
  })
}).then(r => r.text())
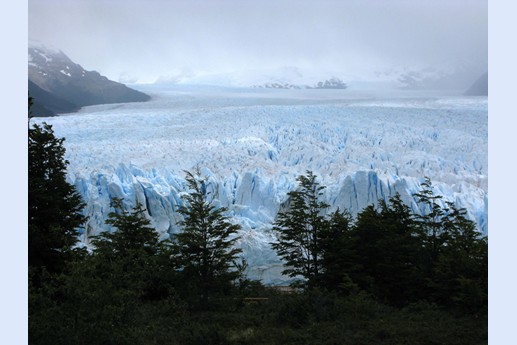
top-left (28, 98), bottom-right (487, 344)
top-left (273, 172), bottom-right (487, 312)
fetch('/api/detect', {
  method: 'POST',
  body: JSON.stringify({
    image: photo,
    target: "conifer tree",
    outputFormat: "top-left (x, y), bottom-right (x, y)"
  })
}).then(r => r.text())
top-left (173, 170), bottom-right (242, 305)
top-left (90, 198), bottom-right (173, 301)
top-left (271, 171), bottom-right (329, 289)
top-left (94, 198), bottom-right (164, 257)
top-left (413, 177), bottom-right (447, 263)
top-left (350, 194), bottom-right (425, 305)
top-left (30, 200), bottom-right (183, 344)
top-left (413, 178), bottom-right (487, 311)
top-left (29, 103), bottom-right (85, 278)
top-left (319, 209), bottom-right (356, 292)
top-left (431, 202), bottom-right (488, 312)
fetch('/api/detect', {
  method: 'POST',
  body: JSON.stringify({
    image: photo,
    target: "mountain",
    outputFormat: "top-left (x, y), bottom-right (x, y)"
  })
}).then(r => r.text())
top-left (371, 61), bottom-right (488, 92)
top-left (155, 63), bottom-right (486, 93)
top-left (28, 80), bottom-right (79, 116)
top-left (252, 82), bottom-right (302, 89)
top-left (154, 66), bottom-right (356, 90)
top-left (252, 78), bottom-right (348, 90)
top-left (465, 72), bottom-right (488, 96)
top-left (309, 77), bottom-right (348, 89)
top-left (28, 43), bottom-right (151, 116)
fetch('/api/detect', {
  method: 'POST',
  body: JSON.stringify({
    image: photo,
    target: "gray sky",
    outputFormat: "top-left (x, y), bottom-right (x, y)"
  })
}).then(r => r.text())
top-left (28, 0), bottom-right (487, 84)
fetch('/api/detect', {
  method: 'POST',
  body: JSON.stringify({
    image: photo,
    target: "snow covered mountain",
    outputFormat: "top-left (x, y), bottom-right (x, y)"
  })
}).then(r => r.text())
top-left (153, 61), bottom-right (485, 94)
top-left (31, 85), bottom-right (488, 284)
top-left (381, 61), bottom-right (486, 92)
top-left (252, 77), bottom-right (348, 90)
top-left (154, 66), bottom-right (356, 90)
top-left (28, 42), bottom-right (150, 116)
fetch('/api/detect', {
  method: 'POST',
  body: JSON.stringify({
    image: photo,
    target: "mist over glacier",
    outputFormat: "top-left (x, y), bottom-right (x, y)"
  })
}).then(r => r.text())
top-left (31, 85), bottom-right (487, 284)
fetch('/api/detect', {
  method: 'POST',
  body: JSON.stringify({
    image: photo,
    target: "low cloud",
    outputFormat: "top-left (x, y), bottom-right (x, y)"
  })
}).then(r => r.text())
top-left (29, 0), bottom-right (487, 84)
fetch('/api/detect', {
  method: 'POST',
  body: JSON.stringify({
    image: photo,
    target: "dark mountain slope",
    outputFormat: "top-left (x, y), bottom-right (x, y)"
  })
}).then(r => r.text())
top-left (465, 72), bottom-right (488, 96)
top-left (28, 44), bottom-right (150, 116)
top-left (28, 80), bottom-right (79, 117)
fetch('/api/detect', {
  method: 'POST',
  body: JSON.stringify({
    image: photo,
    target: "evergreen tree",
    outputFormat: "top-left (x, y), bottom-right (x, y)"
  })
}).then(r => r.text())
top-left (29, 108), bottom-right (85, 278)
top-left (351, 195), bottom-right (425, 305)
top-left (90, 198), bottom-right (174, 301)
top-left (29, 95), bottom-right (34, 119)
top-left (413, 177), bottom-right (447, 264)
top-left (30, 200), bottom-right (183, 344)
top-left (319, 209), bottom-right (357, 293)
top-left (94, 198), bottom-right (165, 257)
top-left (271, 171), bottom-right (330, 289)
top-left (173, 170), bottom-right (242, 306)
top-left (413, 178), bottom-right (487, 312)
top-left (431, 202), bottom-right (488, 312)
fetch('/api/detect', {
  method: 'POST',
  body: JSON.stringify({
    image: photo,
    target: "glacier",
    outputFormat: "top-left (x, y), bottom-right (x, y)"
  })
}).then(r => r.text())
top-left (31, 85), bottom-right (488, 284)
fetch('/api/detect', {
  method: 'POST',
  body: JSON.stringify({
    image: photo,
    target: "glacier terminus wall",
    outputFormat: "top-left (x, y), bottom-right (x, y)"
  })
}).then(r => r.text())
top-left (32, 85), bottom-right (488, 284)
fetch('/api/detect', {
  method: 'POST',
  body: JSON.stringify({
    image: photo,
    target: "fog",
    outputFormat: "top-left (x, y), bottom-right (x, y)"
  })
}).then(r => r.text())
top-left (29, 0), bottom-right (487, 86)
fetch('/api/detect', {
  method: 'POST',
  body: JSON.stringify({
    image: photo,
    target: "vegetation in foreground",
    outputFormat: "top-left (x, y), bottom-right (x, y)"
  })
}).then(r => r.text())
top-left (28, 97), bottom-right (487, 344)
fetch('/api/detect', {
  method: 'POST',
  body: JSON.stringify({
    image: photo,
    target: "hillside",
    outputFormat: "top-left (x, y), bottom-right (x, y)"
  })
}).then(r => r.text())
top-left (465, 72), bottom-right (488, 96)
top-left (28, 43), bottom-right (150, 116)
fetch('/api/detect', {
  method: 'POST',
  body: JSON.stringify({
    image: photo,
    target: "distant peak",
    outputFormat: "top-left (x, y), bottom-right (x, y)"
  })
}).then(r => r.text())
top-left (28, 40), bottom-right (63, 55)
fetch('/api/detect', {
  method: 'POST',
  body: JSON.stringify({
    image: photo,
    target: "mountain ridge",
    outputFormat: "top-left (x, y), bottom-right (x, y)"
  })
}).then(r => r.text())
top-left (28, 44), bottom-right (151, 116)
top-left (465, 72), bottom-right (488, 96)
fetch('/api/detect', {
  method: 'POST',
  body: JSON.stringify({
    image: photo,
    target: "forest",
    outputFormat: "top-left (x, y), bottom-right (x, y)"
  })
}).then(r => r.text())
top-left (29, 99), bottom-right (487, 345)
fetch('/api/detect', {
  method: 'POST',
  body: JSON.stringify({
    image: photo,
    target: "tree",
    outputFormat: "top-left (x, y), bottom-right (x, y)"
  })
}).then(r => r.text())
top-left (77, 198), bottom-right (176, 308)
top-left (30, 200), bottom-right (183, 345)
top-left (431, 202), bottom-right (488, 312)
top-left (90, 198), bottom-right (174, 300)
top-left (94, 198), bottom-right (166, 258)
top-left (271, 171), bottom-right (330, 289)
top-left (351, 195), bottom-right (426, 305)
top-left (29, 108), bottom-right (85, 279)
top-left (319, 209), bottom-right (357, 293)
top-left (413, 177), bottom-right (447, 264)
top-left (173, 170), bottom-right (242, 306)
top-left (413, 178), bottom-right (487, 312)
top-left (29, 95), bottom-right (34, 119)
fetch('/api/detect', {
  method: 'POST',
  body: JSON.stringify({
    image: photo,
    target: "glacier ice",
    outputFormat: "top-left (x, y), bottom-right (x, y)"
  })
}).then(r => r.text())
top-left (31, 85), bottom-right (488, 284)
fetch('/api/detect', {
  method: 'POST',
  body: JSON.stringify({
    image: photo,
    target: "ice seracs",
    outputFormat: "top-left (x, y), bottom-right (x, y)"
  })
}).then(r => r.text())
top-left (32, 85), bottom-right (488, 284)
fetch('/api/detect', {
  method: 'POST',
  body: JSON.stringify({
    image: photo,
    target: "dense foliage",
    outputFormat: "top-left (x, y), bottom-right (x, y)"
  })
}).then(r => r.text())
top-left (29, 200), bottom-right (182, 344)
top-left (28, 99), bottom-right (85, 283)
top-left (272, 172), bottom-right (487, 314)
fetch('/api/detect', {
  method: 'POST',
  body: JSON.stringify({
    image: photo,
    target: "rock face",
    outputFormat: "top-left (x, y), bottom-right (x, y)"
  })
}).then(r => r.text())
top-left (465, 72), bottom-right (488, 96)
top-left (28, 80), bottom-right (79, 117)
top-left (252, 78), bottom-right (348, 90)
top-left (28, 43), bottom-right (150, 116)
top-left (310, 78), bottom-right (348, 89)
top-left (252, 83), bottom-right (302, 89)
top-left (395, 63), bottom-right (487, 92)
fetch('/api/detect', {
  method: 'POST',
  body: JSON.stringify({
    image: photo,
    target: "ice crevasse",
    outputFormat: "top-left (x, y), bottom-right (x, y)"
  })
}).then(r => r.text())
top-left (34, 88), bottom-right (488, 284)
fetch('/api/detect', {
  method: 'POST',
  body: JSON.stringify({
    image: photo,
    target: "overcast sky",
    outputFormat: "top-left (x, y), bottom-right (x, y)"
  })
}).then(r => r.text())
top-left (28, 0), bottom-right (487, 84)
